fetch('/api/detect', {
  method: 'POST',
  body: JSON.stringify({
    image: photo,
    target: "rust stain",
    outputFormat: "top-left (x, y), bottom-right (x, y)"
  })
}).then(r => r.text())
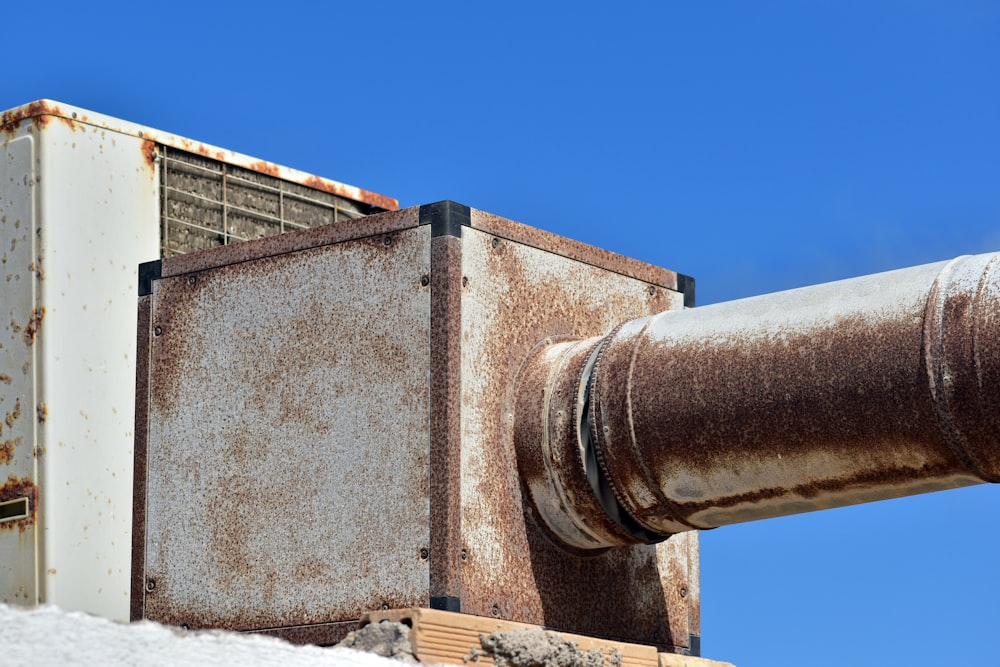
top-left (248, 160), bottom-right (281, 178)
top-left (141, 139), bottom-right (158, 172)
top-left (301, 175), bottom-right (399, 212)
top-left (0, 474), bottom-right (37, 531)
top-left (0, 439), bottom-right (13, 464)
top-left (0, 373), bottom-right (11, 384)
top-left (5, 399), bottom-right (21, 428)
top-left (36, 402), bottom-right (47, 424)
top-left (0, 101), bottom-right (84, 136)
top-left (23, 307), bottom-right (44, 346)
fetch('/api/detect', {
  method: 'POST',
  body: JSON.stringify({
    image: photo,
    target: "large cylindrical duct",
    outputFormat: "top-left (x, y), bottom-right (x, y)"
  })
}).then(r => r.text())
top-left (514, 253), bottom-right (1000, 550)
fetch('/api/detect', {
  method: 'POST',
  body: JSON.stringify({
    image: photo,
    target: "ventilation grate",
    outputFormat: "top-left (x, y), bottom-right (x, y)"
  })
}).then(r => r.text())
top-left (159, 147), bottom-right (378, 257)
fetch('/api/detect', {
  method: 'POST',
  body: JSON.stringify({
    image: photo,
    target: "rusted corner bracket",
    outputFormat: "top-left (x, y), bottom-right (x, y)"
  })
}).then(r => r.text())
top-left (138, 260), bottom-right (162, 297)
top-left (419, 201), bottom-right (471, 238)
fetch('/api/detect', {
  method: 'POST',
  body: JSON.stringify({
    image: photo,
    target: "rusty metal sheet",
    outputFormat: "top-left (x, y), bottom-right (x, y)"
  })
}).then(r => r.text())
top-left (455, 219), bottom-right (694, 651)
top-left (141, 226), bottom-right (432, 631)
top-left (588, 255), bottom-right (1000, 535)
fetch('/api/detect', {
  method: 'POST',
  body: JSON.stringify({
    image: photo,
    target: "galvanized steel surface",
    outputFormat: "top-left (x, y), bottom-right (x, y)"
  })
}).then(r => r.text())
top-left (142, 226), bottom-right (432, 631)
top-left (580, 253), bottom-right (1000, 535)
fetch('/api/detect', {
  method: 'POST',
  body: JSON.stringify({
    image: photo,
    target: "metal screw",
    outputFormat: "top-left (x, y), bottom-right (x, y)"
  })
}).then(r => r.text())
top-left (153, 326), bottom-right (163, 337)
top-left (180, 624), bottom-right (190, 630)
top-left (383, 235), bottom-right (393, 247)
top-left (188, 275), bottom-right (197, 285)
top-left (145, 579), bottom-right (155, 593)
top-left (460, 549), bottom-right (468, 561)
top-left (490, 604), bottom-right (500, 617)
top-left (420, 275), bottom-right (430, 287)
top-left (420, 548), bottom-right (429, 560)
top-left (680, 586), bottom-right (688, 598)
top-left (491, 237), bottom-right (500, 249)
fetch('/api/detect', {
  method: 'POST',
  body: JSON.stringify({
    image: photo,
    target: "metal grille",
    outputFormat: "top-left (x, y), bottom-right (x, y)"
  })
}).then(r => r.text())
top-left (159, 146), bottom-right (376, 257)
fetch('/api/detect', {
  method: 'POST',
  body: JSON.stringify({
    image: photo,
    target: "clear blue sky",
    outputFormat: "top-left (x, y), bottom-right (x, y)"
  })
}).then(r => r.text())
top-left (8, 2), bottom-right (999, 665)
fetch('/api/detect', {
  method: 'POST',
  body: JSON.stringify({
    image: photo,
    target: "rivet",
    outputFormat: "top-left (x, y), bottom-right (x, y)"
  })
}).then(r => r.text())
top-left (491, 237), bottom-right (500, 249)
top-left (153, 326), bottom-right (163, 337)
top-left (462, 277), bottom-right (469, 288)
top-left (460, 549), bottom-right (468, 561)
top-left (648, 285), bottom-right (656, 295)
top-left (603, 425), bottom-right (610, 433)
top-left (490, 604), bottom-right (500, 617)
top-left (419, 548), bottom-right (429, 560)
top-left (420, 275), bottom-right (430, 287)
top-left (145, 579), bottom-right (155, 593)
top-left (381, 603), bottom-right (390, 610)
top-left (680, 586), bottom-right (688, 598)
top-left (187, 275), bottom-right (197, 285)
top-left (383, 235), bottom-right (392, 247)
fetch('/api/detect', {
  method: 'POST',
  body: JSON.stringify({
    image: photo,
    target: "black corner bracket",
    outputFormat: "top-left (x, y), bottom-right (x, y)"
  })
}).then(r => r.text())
top-left (429, 596), bottom-right (461, 613)
top-left (419, 201), bottom-right (471, 238)
top-left (676, 273), bottom-right (696, 308)
top-left (686, 634), bottom-right (701, 657)
top-left (138, 260), bottom-right (162, 297)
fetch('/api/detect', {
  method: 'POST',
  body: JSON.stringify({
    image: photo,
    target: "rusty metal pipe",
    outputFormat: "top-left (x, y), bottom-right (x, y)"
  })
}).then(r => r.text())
top-left (516, 253), bottom-right (1000, 549)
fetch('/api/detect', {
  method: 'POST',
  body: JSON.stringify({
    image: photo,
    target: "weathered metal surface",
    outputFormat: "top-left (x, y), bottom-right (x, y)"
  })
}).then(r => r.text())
top-left (471, 210), bottom-right (687, 291)
top-left (574, 253), bottom-right (1000, 536)
top-left (458, 213), bottom-right (694, 652)
top-left (1, 131), bottom-right (40, 607)
top-left (429, 234), bottom-right (465, 605)
top-left (141, 225), bottom-right (432, 631)
top-left (0, 115), bottom-right (161, 621)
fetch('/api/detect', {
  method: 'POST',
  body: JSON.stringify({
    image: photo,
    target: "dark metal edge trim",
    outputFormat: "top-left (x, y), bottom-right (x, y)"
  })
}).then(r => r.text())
top-left (138, 259), bottom-right (162, 297)
top-left (676, 273), bottom-right (696, 307)
top-left (687, 634), bottom-right (701, 657)
top-left (429, 596), bottom-right (462, 612)
top-left (419, 201), bottom-right (471, 238)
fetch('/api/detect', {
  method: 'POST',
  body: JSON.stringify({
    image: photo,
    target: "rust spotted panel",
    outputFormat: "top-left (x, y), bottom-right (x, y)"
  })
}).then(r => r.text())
top-left (456, 219), bottom-right (691, 651)
top-left (143, 226), bottom-right (432, 631)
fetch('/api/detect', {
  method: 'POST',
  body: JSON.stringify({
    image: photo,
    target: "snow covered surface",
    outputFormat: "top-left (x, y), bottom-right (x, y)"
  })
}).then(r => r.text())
top-left (2, 603), bottom-right (402, 667)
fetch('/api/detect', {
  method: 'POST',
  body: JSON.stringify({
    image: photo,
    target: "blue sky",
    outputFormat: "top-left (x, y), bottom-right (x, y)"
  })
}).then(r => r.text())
top-left (8, 2), bottom-right (999, 665)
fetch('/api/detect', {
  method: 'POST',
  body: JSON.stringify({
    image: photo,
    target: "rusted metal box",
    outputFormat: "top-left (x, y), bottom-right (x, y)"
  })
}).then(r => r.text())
top-left (133, 201), bottom-right (699, 652)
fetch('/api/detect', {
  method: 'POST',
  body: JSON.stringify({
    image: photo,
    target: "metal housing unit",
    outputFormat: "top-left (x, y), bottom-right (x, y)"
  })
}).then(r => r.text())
top-left (0, 101), bottom-right (396, 622)
top-left (133, 202), bottom-right (699, 652)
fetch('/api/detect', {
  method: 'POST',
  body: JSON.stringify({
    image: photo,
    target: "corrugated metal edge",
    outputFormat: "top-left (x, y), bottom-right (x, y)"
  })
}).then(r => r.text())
top-left (469, 209), bottom-right (687, 291)
top-left (160, 207), bottom-right (420, 277)
top-left (0, 100), bottom-right (398, 212)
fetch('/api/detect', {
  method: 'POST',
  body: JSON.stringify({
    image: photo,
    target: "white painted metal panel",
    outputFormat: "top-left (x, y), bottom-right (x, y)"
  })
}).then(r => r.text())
top-left (0, 131), bottom-right (39, 606)
top-left (34, 120), bottom-right (160, 620)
